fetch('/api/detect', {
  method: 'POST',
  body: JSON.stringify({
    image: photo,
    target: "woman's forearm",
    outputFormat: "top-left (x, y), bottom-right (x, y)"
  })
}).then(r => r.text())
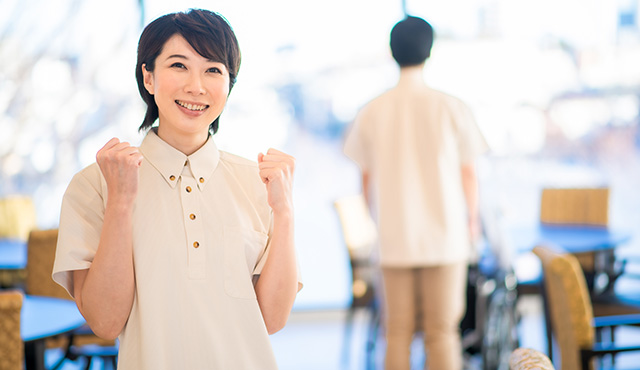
top-left (254, 210), bottom-right (299, 335)
top-left (74, 199), bottom-right (136, 340)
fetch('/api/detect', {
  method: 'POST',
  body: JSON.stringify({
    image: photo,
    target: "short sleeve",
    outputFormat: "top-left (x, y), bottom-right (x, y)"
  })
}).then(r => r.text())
top-left (453, 101), bottom-right (490, 163)
top-left (343, 111), bottom-right (371, 172)
top-left (52, 164), bottom-right (106, 298)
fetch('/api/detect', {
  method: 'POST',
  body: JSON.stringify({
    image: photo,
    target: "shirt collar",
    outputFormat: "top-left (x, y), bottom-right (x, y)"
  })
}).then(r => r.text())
top-left (139, 129), bottom-right (220, 190)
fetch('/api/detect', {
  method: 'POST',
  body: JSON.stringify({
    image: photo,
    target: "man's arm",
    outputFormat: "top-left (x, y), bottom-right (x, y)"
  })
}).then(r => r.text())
top-left (362, 171), bottom-right (371, 208)
top-left (461, 163), bottom-right (481, 243)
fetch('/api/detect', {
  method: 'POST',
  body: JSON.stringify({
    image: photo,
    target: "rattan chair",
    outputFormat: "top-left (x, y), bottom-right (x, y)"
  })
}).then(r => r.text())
top-left (533, 245), bottom-right (640, 370)
top-left (0, 290), bottom-right (24, 370)
top-left (509, 347), bottom-right (555, 370)
top-left (26, 228), bottom-right (118, 369)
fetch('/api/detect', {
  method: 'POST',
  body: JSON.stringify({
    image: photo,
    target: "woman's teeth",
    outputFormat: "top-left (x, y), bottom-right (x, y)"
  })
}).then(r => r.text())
top-left (176, 100), bottom-right (208, 111)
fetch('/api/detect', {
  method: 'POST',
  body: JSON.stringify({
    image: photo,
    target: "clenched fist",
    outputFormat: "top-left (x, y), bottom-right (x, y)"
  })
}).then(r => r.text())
top-left (97, 138), bottom-right (144, 205)
top-left (258, 148), bottom-right (295, 214)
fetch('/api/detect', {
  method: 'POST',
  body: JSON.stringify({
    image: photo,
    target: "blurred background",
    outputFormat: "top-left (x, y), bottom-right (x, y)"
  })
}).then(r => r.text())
top-left (3, 0), bottom-right (640, 309)
top-left (2, 0), bottom-right (640, 368)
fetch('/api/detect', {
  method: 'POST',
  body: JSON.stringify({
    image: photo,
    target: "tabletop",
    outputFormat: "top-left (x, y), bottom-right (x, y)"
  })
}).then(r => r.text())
top-left (508, 224), bottom-right (632, 254)
top-left (0, 238), bottom-right (27, 269)
top-left (21, 295), bottom-right (85, 342)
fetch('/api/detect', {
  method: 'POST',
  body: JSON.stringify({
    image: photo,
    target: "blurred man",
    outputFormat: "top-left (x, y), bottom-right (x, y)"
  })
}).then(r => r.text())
top-left (343, 16), bottom-right (489, 370)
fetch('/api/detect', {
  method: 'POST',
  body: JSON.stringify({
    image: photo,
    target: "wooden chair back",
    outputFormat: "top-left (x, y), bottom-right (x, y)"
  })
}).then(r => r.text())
top-left (533, 245), bottom-right (595, 370)
top-left (0, 196), bottom-right (37, 241)
top-left (26, 229), bottom-right (71, 300)
top-left (334, 194), bottom-right (378, 306)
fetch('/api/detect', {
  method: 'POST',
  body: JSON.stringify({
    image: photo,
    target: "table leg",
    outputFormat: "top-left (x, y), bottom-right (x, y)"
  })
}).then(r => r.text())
top-left (25, 340), bottom-right (46, 370)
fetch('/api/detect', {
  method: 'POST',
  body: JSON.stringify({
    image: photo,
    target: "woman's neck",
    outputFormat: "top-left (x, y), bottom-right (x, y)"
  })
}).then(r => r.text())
top-left (155, 126), bottom-right (209, 156)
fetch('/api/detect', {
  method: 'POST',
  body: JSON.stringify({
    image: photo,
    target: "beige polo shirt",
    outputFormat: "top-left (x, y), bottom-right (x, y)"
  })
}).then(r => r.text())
top-left (344, 72), bottom-right (489, 267)
top-left (53, 130), bottom-right (282, 370)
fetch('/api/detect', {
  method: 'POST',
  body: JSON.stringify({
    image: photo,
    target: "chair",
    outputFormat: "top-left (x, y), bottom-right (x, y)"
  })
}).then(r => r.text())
top-left (26, 229), bottom-right (118, 370)
top-left (334, 194), bottom-right (380, 369)
top-left (0, 195), bottom-right (38, 241)
top-left (533, 245), bottom-right (640, 370)
top-left (0, 290), bottom-right (24, 370)
top-left (0, 195), bottom-right (37, 288)
top-left (540, 187), bottom-right (610, 227)
top-left (539, 187), bottom-right (621, 289)
top-left (538, 187), bottom-right (640, 358)
top-left (509, 347), bottom-right (555, 370)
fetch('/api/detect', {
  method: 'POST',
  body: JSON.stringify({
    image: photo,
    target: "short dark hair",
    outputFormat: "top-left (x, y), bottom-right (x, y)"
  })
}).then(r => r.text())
top-left (390, 16), bottom-right (434, 67)
top-left (135, 9), bottom-right (241, 134)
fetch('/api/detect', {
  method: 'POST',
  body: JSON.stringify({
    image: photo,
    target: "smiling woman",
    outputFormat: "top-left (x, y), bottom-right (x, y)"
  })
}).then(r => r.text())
top-left (135, 10), bottom-right (241, 138)
top-left (51, 8), bottom-right (302, 370)
top-left (141, 34), bottom-right (230, 155)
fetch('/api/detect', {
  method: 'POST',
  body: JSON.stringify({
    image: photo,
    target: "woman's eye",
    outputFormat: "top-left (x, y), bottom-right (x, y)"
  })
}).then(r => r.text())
top-left (207, 67), bottom-right (221, 74)
top-left (171, 62), bottom-right (186, 69)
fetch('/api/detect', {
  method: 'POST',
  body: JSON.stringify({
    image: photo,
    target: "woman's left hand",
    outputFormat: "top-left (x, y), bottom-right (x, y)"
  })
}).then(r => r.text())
top-left (258, 148), bottom-right (295, 214)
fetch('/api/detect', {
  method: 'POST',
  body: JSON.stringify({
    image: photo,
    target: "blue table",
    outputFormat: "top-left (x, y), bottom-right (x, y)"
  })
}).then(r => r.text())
top-left (509, 224), bottom-right (632, 290)
top-left (0, 238), bottom-right (27, 270)
top-left (509, 224), bottom-right (632, 254)
top-left (22, 295), bottom-right (86, 370)
top-left (508, 224), bottom-right (632, 292)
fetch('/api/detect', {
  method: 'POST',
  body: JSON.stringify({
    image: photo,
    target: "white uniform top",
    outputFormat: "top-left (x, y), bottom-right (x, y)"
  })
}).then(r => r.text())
top-left (53, 130), bottom-right (286, 370)
top-left (344, 70), bottom-right (489, 267)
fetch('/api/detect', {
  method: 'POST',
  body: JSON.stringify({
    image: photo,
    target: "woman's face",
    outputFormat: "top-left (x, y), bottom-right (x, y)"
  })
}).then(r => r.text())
top-left (142, 34), bottom-right (230, 143)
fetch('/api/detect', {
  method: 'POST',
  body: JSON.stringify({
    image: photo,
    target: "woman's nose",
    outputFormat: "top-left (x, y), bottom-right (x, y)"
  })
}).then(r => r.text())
top-left (184, 73), bottom-right (206, 95)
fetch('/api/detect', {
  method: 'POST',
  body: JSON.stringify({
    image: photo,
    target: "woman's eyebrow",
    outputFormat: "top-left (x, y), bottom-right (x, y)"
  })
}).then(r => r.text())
top-left (166, 54), bottom-right (220, 63)
top-left (166, 54), bottom-right (188, 60)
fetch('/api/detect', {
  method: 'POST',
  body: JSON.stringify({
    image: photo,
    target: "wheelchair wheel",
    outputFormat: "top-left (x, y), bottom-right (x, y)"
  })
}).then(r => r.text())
top-left (481, 286), bottom-right (518, 370)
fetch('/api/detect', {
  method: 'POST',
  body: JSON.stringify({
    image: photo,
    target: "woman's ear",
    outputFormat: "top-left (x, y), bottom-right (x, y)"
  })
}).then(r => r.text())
top-left (142, 64), bottom-right (155, 95)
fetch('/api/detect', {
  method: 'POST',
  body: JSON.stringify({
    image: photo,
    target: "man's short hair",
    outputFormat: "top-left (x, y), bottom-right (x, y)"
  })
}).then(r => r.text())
top-left (390, 16), bottom-right (434, 67)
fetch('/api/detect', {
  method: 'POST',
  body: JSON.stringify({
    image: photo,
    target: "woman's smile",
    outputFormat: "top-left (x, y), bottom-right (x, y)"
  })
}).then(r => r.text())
top-left (175, 99), bottom-right (210, 112)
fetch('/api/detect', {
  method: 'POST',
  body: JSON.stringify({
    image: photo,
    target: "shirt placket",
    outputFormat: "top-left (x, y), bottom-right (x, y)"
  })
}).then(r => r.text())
top-left (179, 166), bottom-right (206, 279)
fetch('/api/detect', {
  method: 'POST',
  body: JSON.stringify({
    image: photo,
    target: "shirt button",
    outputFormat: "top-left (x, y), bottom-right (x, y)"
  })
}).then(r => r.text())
top-left (190, 214), bottom-right (196, 220)
top-left (199, 177), bottom-right (204, 183)
top-left (193, 241), bottom-right (200, 248)
top-left (184, 160), bottom-right (188, 166)
top-left (169, 175), bottom-right (176, 181)
top-left (186, 186), bottom-right (192, 193)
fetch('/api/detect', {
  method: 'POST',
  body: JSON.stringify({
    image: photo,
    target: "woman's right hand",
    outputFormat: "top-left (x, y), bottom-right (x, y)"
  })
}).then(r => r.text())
top-left (77, 137), bottom-right (141, 339)
top-left (96, 138), bottom-right (144, 204)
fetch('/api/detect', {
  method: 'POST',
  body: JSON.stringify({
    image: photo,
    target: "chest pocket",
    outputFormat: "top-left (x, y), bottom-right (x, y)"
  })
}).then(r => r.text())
top-left (223, 225), bottom-right (268, 299)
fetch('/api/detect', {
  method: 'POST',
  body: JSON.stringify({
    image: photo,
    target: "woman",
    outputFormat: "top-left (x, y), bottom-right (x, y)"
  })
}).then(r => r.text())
top-left (53, 9), bottom-right (301, 370)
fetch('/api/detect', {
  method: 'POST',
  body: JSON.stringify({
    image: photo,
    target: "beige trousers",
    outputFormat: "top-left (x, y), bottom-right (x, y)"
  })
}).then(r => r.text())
top-left (381, 262), bottom-right (467, 370)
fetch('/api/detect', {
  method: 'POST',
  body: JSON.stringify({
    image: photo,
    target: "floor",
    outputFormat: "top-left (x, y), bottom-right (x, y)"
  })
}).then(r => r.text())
top-left (46, 294), bottom-right (640, 370)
